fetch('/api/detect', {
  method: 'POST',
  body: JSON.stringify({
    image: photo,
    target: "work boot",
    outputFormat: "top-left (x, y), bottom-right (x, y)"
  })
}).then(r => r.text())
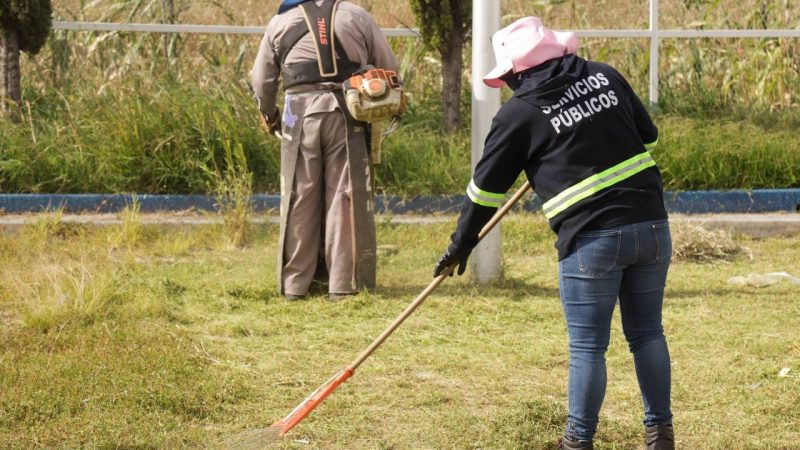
top-left (645, 424), bottom-right (674, 450)
top-left (557, 436), bottom-right (593, 450)
top-left (328, 292), bottom-right (357, 302)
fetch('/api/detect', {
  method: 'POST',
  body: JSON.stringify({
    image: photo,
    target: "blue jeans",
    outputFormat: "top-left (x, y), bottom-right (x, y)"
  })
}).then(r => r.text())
top-left (559, 220), bottom-right (673, 441)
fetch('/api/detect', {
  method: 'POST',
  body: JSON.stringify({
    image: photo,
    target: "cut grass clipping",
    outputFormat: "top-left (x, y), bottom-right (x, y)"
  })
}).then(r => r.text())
top-left (670, 221), bottom-right (752, 262)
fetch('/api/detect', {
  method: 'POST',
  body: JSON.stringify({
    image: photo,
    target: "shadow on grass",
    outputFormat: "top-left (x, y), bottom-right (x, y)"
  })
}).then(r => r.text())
top-left (483, 399), bottom-right (565, 449)
top-left (373, 276), bottom-right (560, 302)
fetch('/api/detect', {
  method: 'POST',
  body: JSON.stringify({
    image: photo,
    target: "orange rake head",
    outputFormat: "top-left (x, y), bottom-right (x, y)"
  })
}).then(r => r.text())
top-left (226, 368), bottom-right (354, 449)
top-left (271, 368), bottom-right (354, 436)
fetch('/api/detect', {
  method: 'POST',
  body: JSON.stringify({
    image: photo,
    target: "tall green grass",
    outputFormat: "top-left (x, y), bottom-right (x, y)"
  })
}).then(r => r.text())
top-left (656, 115), bottom-right (800, 190)
top-left (1, 75), bottom-right (277, 194)
top-left (210, 138), bottom-right (254, 248)
top-left (1, 0), bottom-right (798, 195)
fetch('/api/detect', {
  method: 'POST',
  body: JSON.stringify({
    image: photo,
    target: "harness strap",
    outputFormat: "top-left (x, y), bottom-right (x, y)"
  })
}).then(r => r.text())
top-left (299, 0), bottom-right (339, 76)
top-left (277, 0), bottom-right (361, 88)
top-left (278, 26), bottom-right (309, 69)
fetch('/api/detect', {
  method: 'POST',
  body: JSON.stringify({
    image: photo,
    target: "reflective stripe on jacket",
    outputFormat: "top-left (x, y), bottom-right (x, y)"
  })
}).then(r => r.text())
top-left (448, 54), bottom-right (667, 260)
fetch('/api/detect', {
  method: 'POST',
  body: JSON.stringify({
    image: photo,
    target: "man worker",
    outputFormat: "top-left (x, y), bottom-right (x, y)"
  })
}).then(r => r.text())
top-left (251, 0), bottom-right (400, 301)
top-left (433, 17), bottom-right (674, 450)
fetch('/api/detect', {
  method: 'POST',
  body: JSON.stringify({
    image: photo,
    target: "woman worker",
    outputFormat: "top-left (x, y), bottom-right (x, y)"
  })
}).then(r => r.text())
top-left (433, 17), bottom-right (674, 450)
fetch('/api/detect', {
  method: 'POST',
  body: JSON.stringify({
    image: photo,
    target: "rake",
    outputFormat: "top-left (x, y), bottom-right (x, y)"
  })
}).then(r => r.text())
top-left (226, 181), bottom-right (532, 449)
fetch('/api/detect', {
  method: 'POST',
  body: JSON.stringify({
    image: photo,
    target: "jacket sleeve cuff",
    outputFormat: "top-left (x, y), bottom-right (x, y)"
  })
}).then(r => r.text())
top-left (449, 200), bottom-right (496, 255)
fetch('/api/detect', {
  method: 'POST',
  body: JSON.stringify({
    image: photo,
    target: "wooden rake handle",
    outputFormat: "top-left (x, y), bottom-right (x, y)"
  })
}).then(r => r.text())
top-left (271, 181), bottom-right (532, 436)
top-left (348, 180), bottom-right (532, 369)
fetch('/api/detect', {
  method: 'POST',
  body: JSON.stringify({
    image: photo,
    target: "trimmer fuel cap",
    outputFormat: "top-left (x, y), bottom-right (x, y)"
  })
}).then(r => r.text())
top-left (362, 77), bottom-right (387, 98)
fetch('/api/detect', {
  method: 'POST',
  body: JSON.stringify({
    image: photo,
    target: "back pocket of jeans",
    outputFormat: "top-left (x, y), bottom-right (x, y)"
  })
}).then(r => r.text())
top-left (651, 222), bottom-right (672, 267)
top-left (576, 230), bottom-right (622, 278)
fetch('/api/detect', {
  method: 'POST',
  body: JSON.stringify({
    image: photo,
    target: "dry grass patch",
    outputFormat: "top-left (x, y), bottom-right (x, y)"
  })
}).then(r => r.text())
top-left (670, 221), bottom-right (752, 262)
top-left (12, 261), bottom-right (125, 333)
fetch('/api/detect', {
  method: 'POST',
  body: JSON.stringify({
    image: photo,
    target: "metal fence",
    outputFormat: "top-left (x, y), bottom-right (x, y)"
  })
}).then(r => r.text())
top-left (53, 16), bottom-right (800, 106)
top-left (52, 21), bottom-right (420, 38)
top-left (47, 6), bottom-right (800, 281)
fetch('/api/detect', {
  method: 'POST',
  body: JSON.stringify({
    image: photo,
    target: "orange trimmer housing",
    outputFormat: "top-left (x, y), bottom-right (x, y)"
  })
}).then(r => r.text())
top-left (345, 68), bottom-right (401, 97)
top-left (343, 66), bottom-right (405, 122)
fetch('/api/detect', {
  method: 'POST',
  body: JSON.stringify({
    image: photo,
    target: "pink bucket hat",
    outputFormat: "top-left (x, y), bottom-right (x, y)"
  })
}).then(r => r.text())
top-left (484, 16), bottom-right (579, 88)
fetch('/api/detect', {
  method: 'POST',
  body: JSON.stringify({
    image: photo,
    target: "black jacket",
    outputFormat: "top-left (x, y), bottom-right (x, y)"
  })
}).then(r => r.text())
top-left (450, 54), bottom-right (667, 260)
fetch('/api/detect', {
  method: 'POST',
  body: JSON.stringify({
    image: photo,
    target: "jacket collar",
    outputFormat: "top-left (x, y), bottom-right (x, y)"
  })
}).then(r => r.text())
top-left (278, 0), bottom-right (315, 14)
top-left (513, 54), bottom-right (588, 105)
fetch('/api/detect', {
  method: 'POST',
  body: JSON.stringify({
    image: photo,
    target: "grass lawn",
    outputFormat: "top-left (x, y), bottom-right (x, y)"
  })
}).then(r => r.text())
top-left (0, 213), bottom-right (798, 449)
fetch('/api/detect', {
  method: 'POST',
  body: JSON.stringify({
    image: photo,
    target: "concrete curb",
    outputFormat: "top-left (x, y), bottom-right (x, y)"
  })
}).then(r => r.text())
top-left (663, 189), bottom-right (800, 213)
top-left (670, 213), bottom-right (800, 238)
top-left (1, 189), bottom-right (799, 214)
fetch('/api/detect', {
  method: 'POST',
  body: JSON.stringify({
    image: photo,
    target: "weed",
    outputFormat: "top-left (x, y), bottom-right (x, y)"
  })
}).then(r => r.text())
top-left (15, 261), bottom-right (122, 332)
top-left (208, 137), bottom-right (254, 248)
top-left (111, 194), bottom-right (143, 249)
top-left (25, 205), bottom-right (65, 242)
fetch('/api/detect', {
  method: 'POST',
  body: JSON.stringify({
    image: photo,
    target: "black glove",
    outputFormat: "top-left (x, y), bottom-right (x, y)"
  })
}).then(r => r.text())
top-left (433, 249), bottom-right (471, 278)
top-left (259, 108), bottom-right (282, 138)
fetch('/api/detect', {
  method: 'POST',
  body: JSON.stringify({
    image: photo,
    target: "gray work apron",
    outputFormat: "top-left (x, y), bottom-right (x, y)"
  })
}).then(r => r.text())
top-left (276, 88), bottom-right (376, 294)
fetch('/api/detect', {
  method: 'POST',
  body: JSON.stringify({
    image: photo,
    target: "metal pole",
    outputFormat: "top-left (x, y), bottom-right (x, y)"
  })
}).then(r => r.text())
top-left (470, 0), bottom-right (502, 283)
top-left (649, 0), bottom-right (659, 105)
